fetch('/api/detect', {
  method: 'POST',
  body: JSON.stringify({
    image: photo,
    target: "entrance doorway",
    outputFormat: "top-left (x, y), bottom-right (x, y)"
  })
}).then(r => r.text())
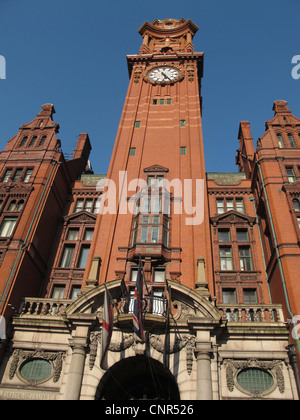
top-left (96, 355), bottom-right (180, 400)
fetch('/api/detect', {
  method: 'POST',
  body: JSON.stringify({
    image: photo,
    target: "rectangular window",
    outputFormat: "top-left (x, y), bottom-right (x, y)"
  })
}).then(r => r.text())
top-left (151, 226), bottom-right (159, 243)
top-left (3, 169), bottom-right (12, 183)
top-left (217, 199), bottom-right (225, 214)
top-left (236, 198), bottom-right (244, 213)
top-left (220, 246), bottom-right (233, 271)
top-left (134, 121), bottom-right (141, 128)
top-left (180, 146), bottom-right (187, 155)
top-left (0, 217), bottom-right (17, 237)
top-left (131, 268), bottom-right (138, 283)
top-left (143, 198), bottom-right (151, 213)
top-left (237, 229), bottom-right (249, 242)
top-left (218, 229), bottom-right (230, 242)
top-left (239, 246), bottom-right (253, 271)
top-left (12, 169), bottom-right (22, 182)
top-left (152, 216), bottom-right (160, 224)
top-left (166, 98), bottom-right (172, 105)
top-left (51, 286), bottom-right (65, 299)
top-left (23, 169), bottom-right (33, 183)
top-left (71, 286), bottom-right (81, 300)
top-left (129, 147), bottom-right (136, 156)
top-left (159, 99), bottom-right (165, 105)
top-left (153, 198), bottom-right (161, 213)
top-left (223, 289), bottom-right (237, 304)
top-left (163, 229), bottom-right (169, 247)
top-left (156, 176), bottom-right (164, 188)
top-left (84, 199), bottom-right (93, 212)
top-left (67, 228), bottom-right (79, 241)
top-left (140, 226), bottom-right (148, 243)
top-left (132, 229), bottom-right (137, 246)
top-left (226, 198), bottom-right (234, 212)
top-left (148, 176), bottom-right (155, 187)
top-left (60, 245), bottom-right (75, 268)
top-left (152, 99), bottom-right (158, 105)
top-left (77, 245), bottom-right (90, 269)
top-left (287, 168), bottom-right (296, 183)
top-left (154, 268), bottom-right (165, 283)
top-left (93, 198), bottom-right (101, 214)
top-left (84, 228), bottom-right (94, 241)
top-left (243, 289), bottom-right (257, 304)
top-left (180, 120), bottom-right (186, 127)
top-left (74, 199), bottom-right (84, 213)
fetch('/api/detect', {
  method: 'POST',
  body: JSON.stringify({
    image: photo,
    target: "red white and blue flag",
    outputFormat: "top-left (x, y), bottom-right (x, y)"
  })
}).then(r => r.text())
top-left (133, 259), bottom-right (145, 342)
top-left (100, 285), bottom-right (113, 370)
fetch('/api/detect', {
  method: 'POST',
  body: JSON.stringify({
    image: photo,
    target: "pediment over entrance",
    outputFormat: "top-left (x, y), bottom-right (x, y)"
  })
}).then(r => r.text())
top-left (64, 278), bottom-right (221, 328)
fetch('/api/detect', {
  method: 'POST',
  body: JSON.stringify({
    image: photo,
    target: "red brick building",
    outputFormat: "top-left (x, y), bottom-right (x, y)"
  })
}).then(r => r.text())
top-left (0, 19), bottom-right (299, 400)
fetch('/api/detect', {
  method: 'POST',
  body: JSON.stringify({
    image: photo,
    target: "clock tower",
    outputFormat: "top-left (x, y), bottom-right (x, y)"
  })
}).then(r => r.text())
top-left (85, 18), bottom-right (213, 294)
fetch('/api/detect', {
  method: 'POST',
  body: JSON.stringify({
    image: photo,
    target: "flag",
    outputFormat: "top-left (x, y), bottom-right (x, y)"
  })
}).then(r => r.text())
top-left (100, 285), bottom-right (113, 370)
top-left (133, 259), bottom-right (145, 342)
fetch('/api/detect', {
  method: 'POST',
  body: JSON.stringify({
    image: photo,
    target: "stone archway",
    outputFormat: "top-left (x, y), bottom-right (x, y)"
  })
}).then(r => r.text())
top-left (95, 355), bottom-right (180, 400)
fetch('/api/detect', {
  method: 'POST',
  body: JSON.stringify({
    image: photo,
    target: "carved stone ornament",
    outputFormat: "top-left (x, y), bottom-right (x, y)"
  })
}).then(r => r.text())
top-left (133, 66), bottom-right (144, 83)
top-left (88, 330), bottom-right (195, 374)
top-left (9, 349), bottom-right (64, 384)
top-left (224, 359), bottom-right (285, 396)
top-left (186, 64), bottom-right (196, 82)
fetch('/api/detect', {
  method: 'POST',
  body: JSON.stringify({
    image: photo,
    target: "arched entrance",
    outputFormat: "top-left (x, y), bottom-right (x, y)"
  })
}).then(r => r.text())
top-left (96, 356), bottom-right (180, 400)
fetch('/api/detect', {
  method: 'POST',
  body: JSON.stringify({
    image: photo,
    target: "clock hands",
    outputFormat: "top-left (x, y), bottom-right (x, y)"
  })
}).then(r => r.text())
top-left (161, 71), bottom-right (171, 81)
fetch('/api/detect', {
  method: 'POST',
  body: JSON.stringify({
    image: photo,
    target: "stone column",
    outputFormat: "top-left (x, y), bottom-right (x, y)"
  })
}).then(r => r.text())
top-left (63, 336), bottom-right (88, 400)
top-left (194, 341), bottom-right (213, 400)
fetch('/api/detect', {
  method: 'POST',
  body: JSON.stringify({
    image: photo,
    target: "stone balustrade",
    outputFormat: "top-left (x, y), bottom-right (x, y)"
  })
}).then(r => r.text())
top-left (20, 298), bottom-right (73, 317)
top-left (217, 304), bottom-right (284, 324)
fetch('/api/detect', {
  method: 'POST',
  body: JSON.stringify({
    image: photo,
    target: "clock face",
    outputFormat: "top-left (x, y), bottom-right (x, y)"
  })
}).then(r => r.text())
top-left (147, 66), bottom-right (181, 84)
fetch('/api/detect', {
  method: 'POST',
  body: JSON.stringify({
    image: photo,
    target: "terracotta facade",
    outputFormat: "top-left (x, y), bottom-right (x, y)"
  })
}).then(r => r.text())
top-left (0, 19), bottom-right (299, 400)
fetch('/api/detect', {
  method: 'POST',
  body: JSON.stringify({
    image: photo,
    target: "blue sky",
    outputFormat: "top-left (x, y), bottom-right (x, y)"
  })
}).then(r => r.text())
top-left (0, 0), bottom-right (299, 174)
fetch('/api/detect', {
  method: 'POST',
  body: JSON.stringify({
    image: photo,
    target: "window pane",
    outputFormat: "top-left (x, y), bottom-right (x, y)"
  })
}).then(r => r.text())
top-left (148, 176), bottom-right (155, 187)
top-left (287, 168), bottom-right (296, 183)
top-left (154, 269), bottom-right (165, 283)
top-left (3, 169), bottom-right (12, 182)
top-left (77, 246), bottom-right (90, 269)
top-left (293, 199), bottom-right (300, 211)
top-left (0, 218), bottom-right (17, 237)
top-left (217, 199), bottom-right (225, 214)
top-left (288, 134), bottom-right (296, 148)
top-left (226, 199), bottom-right (234, 211)
top-left (237, 229), bottom-right (249, 242)
top-left (237, 369), bottom-right (274, 393)
top-left (131, 268), bottom-right (138, 283)
top-left (12, 169), bottom-right (22, 182)
top-left (277, 134), bottom-right (284, 148)
top-left (152, 216), bottom-right (160, 224)
top-left (71, 286), bottom-right (81, 300)
top-left (218, 229), bottom-right (230, 242)
top-left (152, 289), bottom-right (164, 315)
top-left (236, 198), bottom-right (244, 213)
top-left (67, 228), bottom-right (79, 241)
top-left (24, 169), bottom-right (33, 183)
top-left (75, 199), bottom-right (84, 212)
top-left (84, 199), bottom-right (93, 212)
top-left (140, 226), bottom-right (148, 243)
top-left (84, 228), bottom-right (94, 241)
top-left (153, 198), bottom-right (161, 213)
top-left (163, 229), bottom-right (169, 247)
top-left (239, 247), bottom-right (253, 270)
top-left (223, 289), bottom-right (236, 304)
top-left (243, 289), bottom-right (257, 304)
top-left (156, 176), bottom-right (164, 188)
top-left (180, 147), bottom-right (187, 155)
top-left (51, 286), bottom-right (65, 299)
top-left (151, 226), bottom-right (159, 243)
top-left (60, 245), bottom-right (75, 268)
top-left (220, 247), bottom-right (233, 270)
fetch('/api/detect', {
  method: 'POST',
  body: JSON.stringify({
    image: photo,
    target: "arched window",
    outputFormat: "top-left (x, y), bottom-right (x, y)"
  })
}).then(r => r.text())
top-left (277, 134), bottom-right (284, 148)
top-left (7, 200), bottom-right (16, 211)
top-left (288, 133), bottom-right (296, 148)
top-left (39, 136), bottom-right (47, 147)
top-left (28, 136), bottom-right (37, 147)
top-left (16, 200), bottom-right (24, 211)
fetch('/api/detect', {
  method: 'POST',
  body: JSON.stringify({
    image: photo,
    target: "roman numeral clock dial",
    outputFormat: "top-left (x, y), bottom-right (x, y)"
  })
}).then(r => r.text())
top-left (144, 65), bottom-right (184, 85)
